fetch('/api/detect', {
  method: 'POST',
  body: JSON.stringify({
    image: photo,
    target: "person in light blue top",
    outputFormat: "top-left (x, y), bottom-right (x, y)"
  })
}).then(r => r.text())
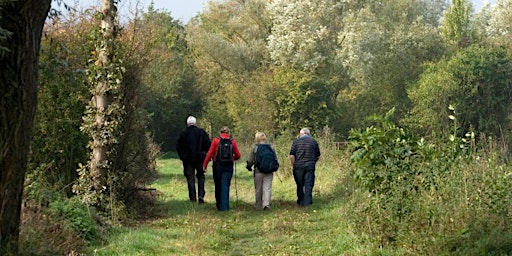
top-left (289, 128), bottom-right (320, 207)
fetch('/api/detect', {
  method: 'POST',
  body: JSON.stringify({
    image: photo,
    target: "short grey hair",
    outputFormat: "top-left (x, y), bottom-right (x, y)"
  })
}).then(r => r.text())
top-left (187, 116), bottom-right (197, 126)
top-left (300, 128), bottom-right (310, 135)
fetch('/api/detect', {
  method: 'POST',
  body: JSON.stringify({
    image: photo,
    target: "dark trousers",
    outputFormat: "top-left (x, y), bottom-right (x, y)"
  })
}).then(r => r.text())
top-left (293, 166), bottom-right (315, 206)
top-left (213, 162), bottom-right (233, 211)
top-left (183, 161), bottom-right (205, 201)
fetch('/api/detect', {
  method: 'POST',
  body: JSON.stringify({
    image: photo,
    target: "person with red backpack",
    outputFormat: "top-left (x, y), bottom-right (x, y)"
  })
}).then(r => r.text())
top-left (203, 126), bottom-right (241, 211)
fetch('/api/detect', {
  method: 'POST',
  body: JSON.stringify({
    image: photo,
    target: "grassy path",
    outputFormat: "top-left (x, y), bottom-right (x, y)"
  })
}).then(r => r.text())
top-left (90, 153), bottom-right (372, 256)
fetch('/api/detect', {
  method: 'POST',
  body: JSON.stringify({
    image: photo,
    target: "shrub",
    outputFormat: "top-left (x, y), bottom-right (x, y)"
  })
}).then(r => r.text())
top-left (49, 196), bottom-right (100, 243)
top-left (347, 109), bottom-right (512, 254)
top-left (20, 203), bottom-right (87, 256)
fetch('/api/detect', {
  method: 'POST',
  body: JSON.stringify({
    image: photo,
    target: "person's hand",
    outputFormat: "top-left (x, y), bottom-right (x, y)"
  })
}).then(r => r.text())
top-left (203, 167), bottom-right (207, 173)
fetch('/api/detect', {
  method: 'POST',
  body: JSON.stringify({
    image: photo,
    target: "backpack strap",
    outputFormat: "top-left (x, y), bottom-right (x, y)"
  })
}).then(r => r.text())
top-left (254, 144), bottom-right (260, 165)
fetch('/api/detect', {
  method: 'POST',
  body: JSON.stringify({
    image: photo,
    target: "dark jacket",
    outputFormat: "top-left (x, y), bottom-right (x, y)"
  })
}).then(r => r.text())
top-left (177, 125), bottom-right (211, 163)
top-left (289, 135), bottom-right (320, 170)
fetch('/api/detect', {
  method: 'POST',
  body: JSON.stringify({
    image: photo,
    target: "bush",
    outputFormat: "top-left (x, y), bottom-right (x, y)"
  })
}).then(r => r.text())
top-left (347, 111), bottom-right (512, 254)
top-left (49, 197), bottom-right (100, 243)
top-left (20, 204), bottom-right (88, 256)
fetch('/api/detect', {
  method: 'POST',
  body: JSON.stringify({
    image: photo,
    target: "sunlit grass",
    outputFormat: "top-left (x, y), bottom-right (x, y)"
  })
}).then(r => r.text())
top-left (89, 152), bottom-right (382, 255)
top-left (87, 138), bottom-right (512, 255)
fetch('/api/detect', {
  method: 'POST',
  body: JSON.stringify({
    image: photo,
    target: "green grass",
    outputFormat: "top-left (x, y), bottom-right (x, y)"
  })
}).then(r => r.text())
top-left (88, 155), bottom-right (390, 255)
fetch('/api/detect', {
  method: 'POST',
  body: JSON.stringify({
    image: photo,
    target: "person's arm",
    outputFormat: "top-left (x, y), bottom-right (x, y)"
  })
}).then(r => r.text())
top-left (203, 138), bottom-right (218, 171)
top-left (232, 140), bottom-right (242, 161)
top-left (201, 130), bottom-right (211, 152)
top-left (176, 132), bottom-right (185, 160)
top-left (246, 145), bottom-right (256, 171)
top-left (289, 140), bottom-right (296, 167)
top-left (289, 155), bottom-right (295, 167)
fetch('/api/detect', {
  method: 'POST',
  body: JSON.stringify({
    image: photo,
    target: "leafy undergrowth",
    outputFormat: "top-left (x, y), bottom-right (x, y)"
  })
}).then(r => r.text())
top-left (88, 152), bottom-right (397, 256)
top-left (19, 203), bottom-right (89, 256)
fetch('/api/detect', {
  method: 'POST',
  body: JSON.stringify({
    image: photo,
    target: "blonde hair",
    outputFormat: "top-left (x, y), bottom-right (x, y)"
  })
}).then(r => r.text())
top-left (255, 132), bottom-right (266, 144)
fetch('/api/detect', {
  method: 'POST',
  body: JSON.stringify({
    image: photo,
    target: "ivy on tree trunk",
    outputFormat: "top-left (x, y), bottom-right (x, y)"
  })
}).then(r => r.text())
top-left (74, 0), bottom-right (126, 214)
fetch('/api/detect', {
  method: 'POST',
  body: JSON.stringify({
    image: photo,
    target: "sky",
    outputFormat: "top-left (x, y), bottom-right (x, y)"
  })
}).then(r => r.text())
top-left (55, 0), bottom-right (496, 24)
top-left (55, 0), bottom-right (213, 23)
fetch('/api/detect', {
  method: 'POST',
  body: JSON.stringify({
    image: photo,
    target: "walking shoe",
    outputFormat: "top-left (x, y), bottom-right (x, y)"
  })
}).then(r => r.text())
top-left (263, 206), bottom-right (270, 211)
top-left (198, 198), bottom-right (204, 204)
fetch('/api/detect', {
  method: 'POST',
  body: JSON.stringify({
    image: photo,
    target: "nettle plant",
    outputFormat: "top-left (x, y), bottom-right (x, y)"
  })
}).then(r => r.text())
top-left (348, 107), bottom-right (474, 241)
top-left (349, 110), bottom-right (422, 196)
top-left (349, 107), bottom-right (474, 196)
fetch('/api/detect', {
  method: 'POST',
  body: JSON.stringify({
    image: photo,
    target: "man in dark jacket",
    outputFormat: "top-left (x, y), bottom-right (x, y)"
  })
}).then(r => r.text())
top-left (289, 128), bottom-right (320, 207)
top-left (177, 116), bottom-right (211, 203)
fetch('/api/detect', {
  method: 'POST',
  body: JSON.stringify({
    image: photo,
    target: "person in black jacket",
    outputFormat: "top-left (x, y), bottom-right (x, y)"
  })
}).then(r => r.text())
top-left (177, 116), bottom-right (211, 203)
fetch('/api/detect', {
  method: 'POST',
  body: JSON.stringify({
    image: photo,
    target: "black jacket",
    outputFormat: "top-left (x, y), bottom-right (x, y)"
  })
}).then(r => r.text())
top-left (177, 125), bottom-right (211, 163)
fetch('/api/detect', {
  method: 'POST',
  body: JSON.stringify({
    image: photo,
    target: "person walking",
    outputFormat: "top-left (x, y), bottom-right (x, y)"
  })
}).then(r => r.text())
top-left (289, 128), bottom-right (320, 207)
top-left (203, 126), bottom-right (241, 211)
top-left (177, 116), bottom-right (211, 203)
top-left (246, 132), bottom-right (278, 211)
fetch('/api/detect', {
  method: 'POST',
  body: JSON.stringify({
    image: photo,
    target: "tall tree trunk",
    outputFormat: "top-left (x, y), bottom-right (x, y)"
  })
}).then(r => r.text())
top-left (0, 0), bottom-right (51, 253)
top-left (91, 0), bottom-right (116, 192)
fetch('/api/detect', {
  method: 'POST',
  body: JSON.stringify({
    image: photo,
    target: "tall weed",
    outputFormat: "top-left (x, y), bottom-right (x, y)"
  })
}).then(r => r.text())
top-left (347, 111), bottom-right (512, 254)
top-left (49, 196), bottom-right (100, 242)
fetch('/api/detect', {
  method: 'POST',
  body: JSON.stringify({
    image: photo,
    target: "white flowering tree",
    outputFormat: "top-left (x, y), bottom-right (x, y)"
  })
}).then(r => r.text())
top-left (336, 0), bottom-right (447, 129)
top-left (486, 0), bottom-right (512, 50)
top-left (267, 0), bottom-right (345, 134)
top-left (267, 0), bottom-right (342, 70)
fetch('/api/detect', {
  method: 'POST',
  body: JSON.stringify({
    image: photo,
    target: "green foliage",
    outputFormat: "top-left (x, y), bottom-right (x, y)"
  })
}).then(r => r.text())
top-left (128, 9), bottom-right (201, 151)
top-left (486, 0), bottom-right (512, 52)
top-left (348, 109), bottom-right (476, 244)
top-left (24, 164), bottom-right (63, 206)
top-left (0, 25), bottom-right (11, 57)
top-left (448, 218), bottom-right (512, 256)
top-left (267, 0), bottom-right (342, 71)
top-left (349, 110), bottom-right (419, 195)
top-left (347, 109), bottom-right (512, 254)
top-left (406, 45), bottom-right (512, 141)
top-left (109, 62), bottom-right (160, 217)
top-left (349, 110), bottom-right (426, 242)
top-left (441, 0), bottom-right (474, 49)
top-left (74, 3), bottom-right (159, 222)
top-left (337, 0), bottom-right (447, 136)
top-left (188, 0), bottom-right (274, 140)
top-left (49, 196), bottom-right (99, 242)
top-left (31, 28), bottom-right (90, 195)
top-left (273, 68), bottom-right (334, 136)
top-left (19, 205), bottom-right (88, 255)
top-left (20, 1), bottom-right (512, 255)
top-left (74, 7), bottom-right (127, 210)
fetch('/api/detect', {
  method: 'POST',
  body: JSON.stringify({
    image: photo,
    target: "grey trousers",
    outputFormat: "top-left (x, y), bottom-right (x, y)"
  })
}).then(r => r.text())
top-left (253, 172), bottom-right (273, 209)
